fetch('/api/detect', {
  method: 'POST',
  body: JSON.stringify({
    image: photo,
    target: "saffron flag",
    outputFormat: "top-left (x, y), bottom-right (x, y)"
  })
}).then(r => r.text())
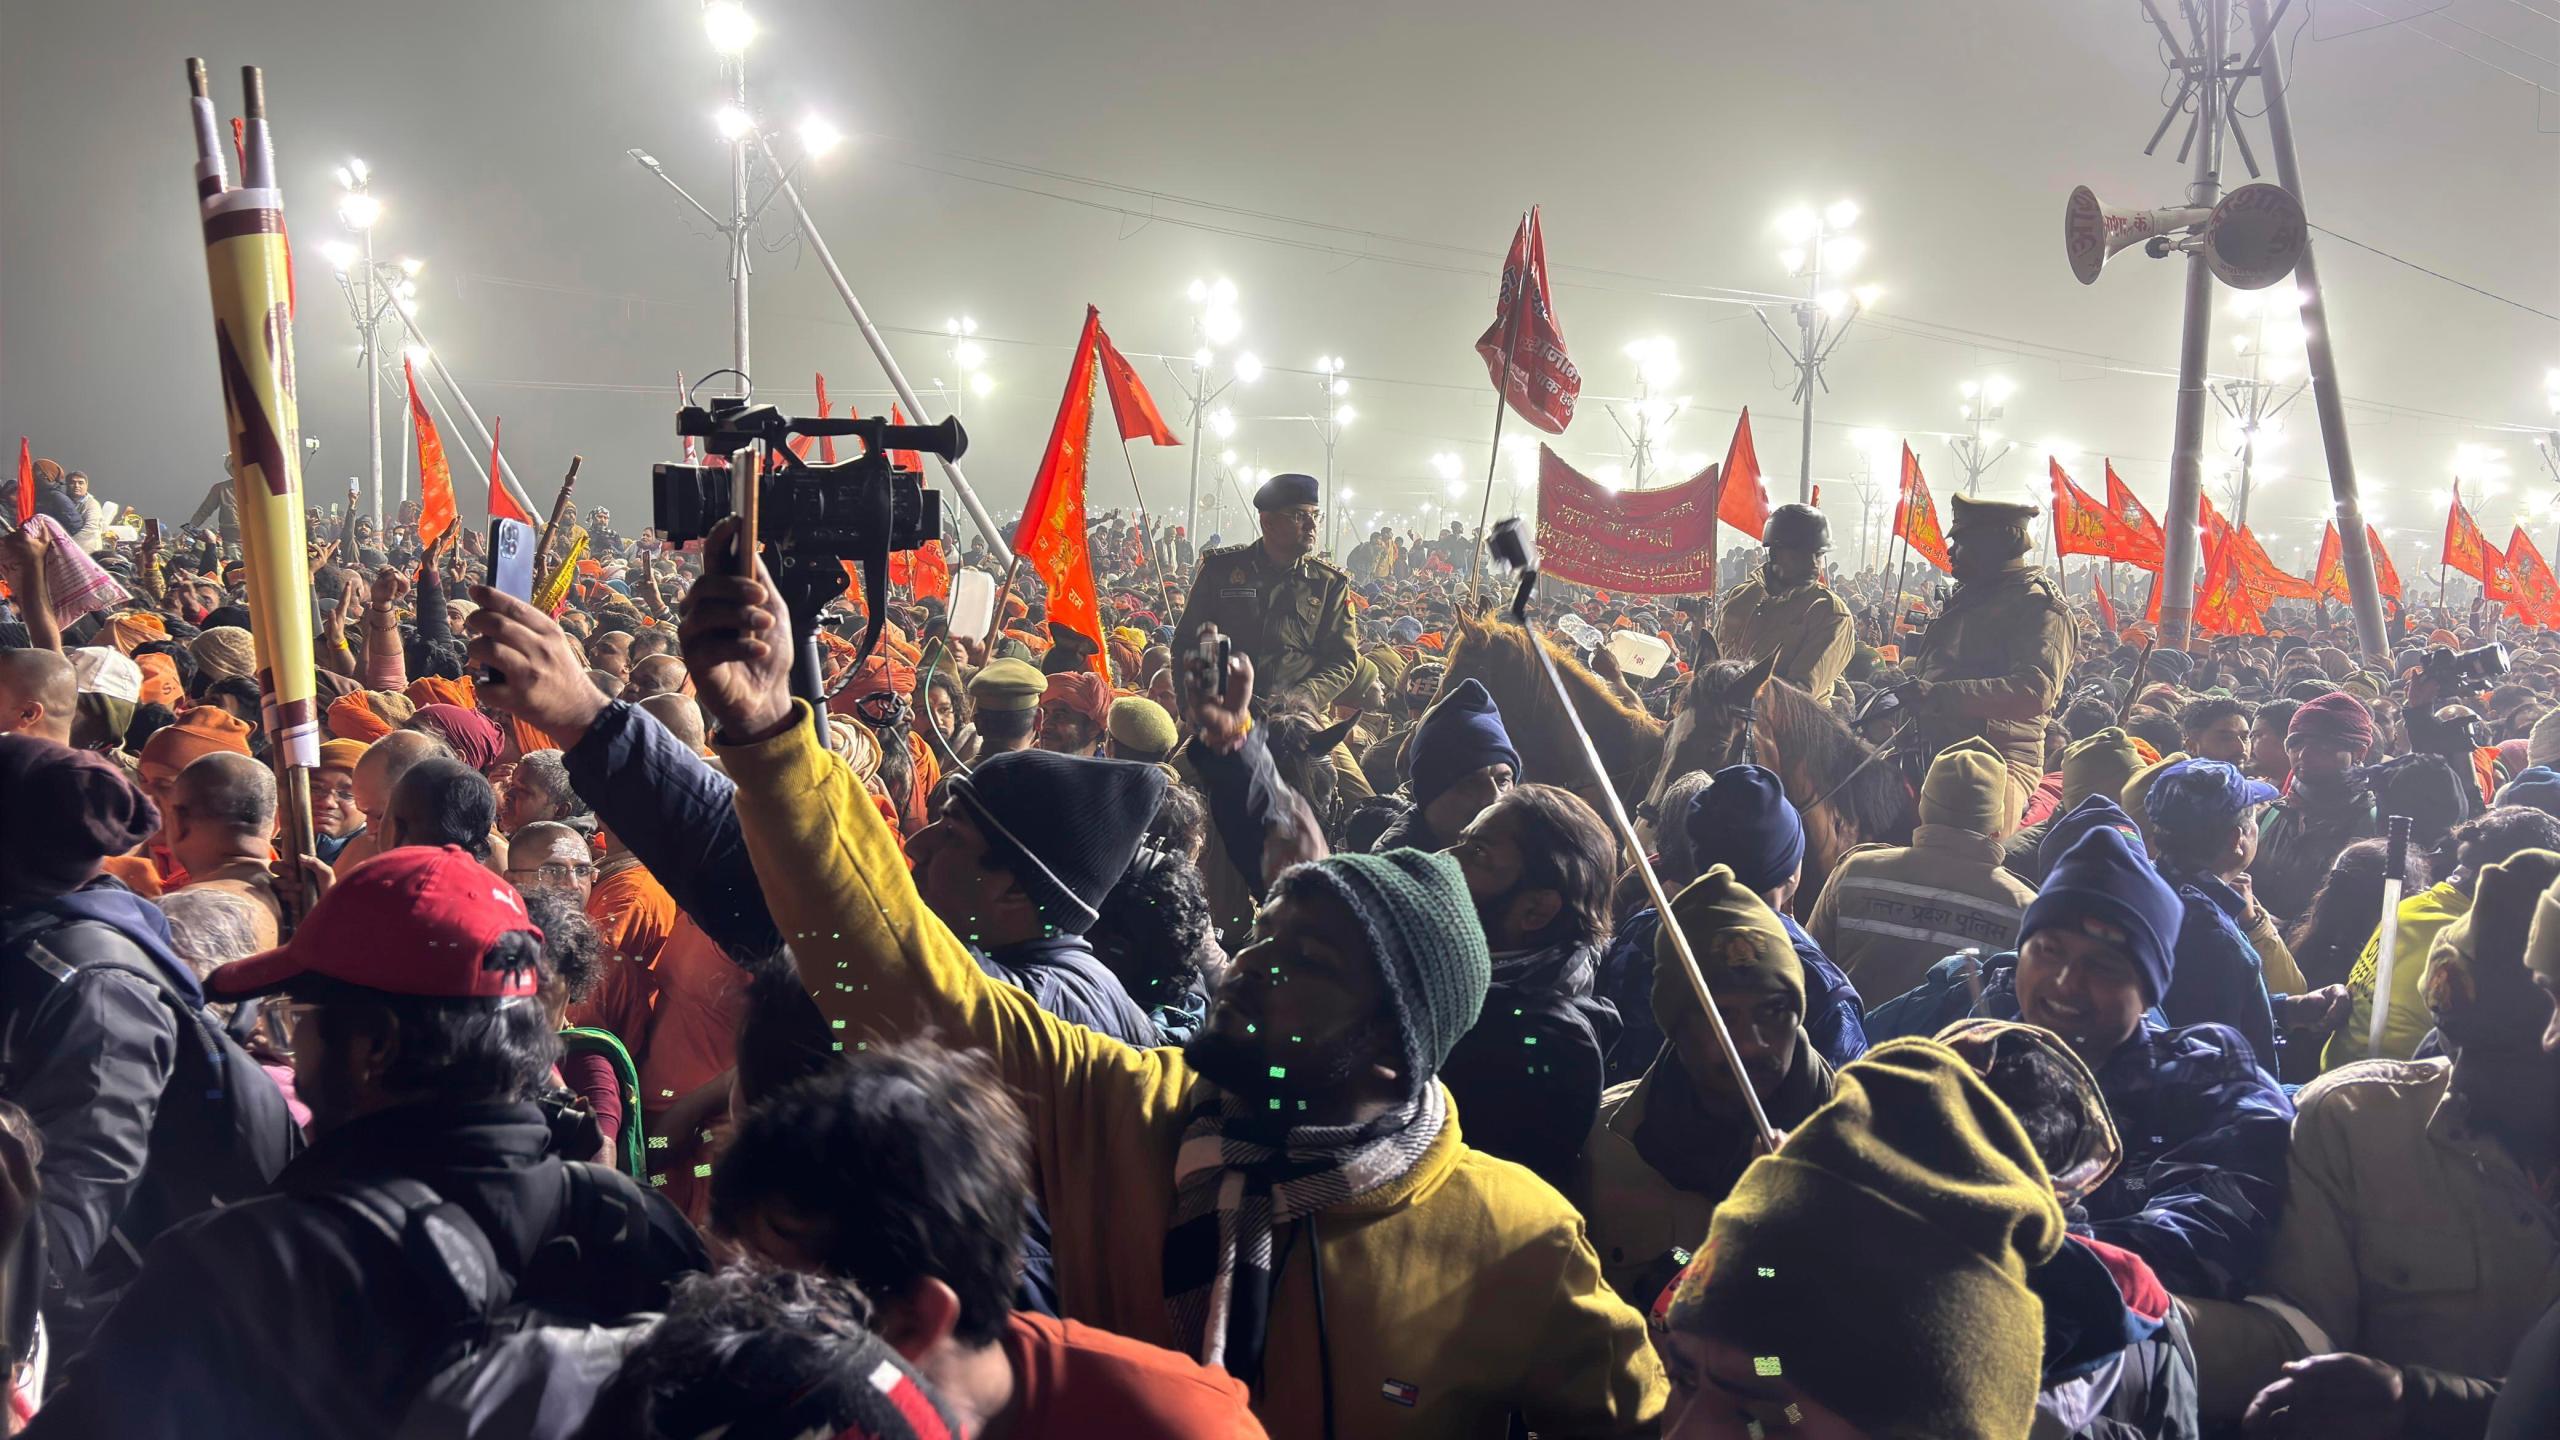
top-left (1717, 409), bottom-right (1770, 540)
top-left (2050, 459), bottom-right (2117, 560)
top-left (14, 438), bottom-right (31, 526)
top-left (405, 357), bottom-right (457, 551)
top-left (1475, 206), bottom-right (1581, 434)
top-left (2235, 524), bottom-right (2316, 603)
top-left (1096, 324), bottom-right (1181, 446)
top-left (486, 417), bottom-right (536, 526)
top-left (1012, 306), bottom-right (1110, 679)
top-left (2368, 525), bottom-right (2404, 600)
top-left (2093, 581), bottom-right (2120, 636)
top-left (1892, 445), bottom-right (1952, 574)
top-left (2195, 526), bottom-right (2268, 637)
top-left (2504, 528), bottom-right (2560, 628)
top-left (888, 539), bottom-right (953, 603)
top-left (2444, 483), bottom-right (2494, 585)
top-left (2312, 523), bottom-right (2347, 604)
top-left (2104, 463), bottom-right (2165, 571)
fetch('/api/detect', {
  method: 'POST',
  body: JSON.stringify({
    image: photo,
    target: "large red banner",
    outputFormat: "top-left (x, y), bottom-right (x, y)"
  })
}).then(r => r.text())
top-left (1533, 445), bottom-right (1717, 594)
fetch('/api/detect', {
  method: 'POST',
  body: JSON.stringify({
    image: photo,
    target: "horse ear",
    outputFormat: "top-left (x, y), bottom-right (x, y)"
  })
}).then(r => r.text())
top-left (1454, 608), bottom-right (1483, 640)
top-left (1743, 650), bottom-right (1780, 696)
top-left (1310, 713), bottom-right (1360, 755)
top-left (1695, 627), bottom-right (1722, 666)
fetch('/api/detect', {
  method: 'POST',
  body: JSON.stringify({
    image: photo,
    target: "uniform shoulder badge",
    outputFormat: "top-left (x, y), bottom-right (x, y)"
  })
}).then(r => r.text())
top-left (1200, 541), bottom-right (1254, 562)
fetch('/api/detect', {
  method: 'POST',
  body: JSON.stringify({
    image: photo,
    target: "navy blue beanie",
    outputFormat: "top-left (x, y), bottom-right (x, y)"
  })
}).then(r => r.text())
top-left (2493, 764), bottom-right (2560, 818)
top-left (2021, 826), bottom-right (2183, 1004)
top-left (1409, 679), bottom-right (1521, 807)
top-left (1685, 764), bottom-right (1805, 894)
top-left (2038, 794), bottom-right (2148, 877)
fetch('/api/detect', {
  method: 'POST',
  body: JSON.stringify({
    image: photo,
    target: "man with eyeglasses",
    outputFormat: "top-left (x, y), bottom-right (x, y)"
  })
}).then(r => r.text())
top-left (1172, 472), bottom-right (1357, 712)
top-left (505, 821), bottom-right (597, 905)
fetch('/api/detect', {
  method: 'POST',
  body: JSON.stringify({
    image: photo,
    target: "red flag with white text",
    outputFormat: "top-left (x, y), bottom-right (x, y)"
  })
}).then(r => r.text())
top-left (1474, 206), bottom-right (1581, 434)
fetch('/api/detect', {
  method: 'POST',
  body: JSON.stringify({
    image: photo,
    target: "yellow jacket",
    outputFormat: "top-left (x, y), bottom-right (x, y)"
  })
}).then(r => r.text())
top-left (722, 706), bottom-right (1665, 1439)
top-left (2323, 882), bottom-right (2466, 1073)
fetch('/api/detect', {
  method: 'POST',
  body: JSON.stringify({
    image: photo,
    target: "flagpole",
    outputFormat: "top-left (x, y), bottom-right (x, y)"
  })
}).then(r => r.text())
top-left (1117, 438), bottom-right (1183, 630)
top-left (750, 133), bottom-right (1013, 569)
top-left (1467, 285), bottom-right (1527, 607)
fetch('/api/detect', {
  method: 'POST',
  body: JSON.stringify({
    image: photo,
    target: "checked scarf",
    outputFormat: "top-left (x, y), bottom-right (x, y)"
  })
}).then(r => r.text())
top-left (1162, 1079), bottom-right (1446, 1385)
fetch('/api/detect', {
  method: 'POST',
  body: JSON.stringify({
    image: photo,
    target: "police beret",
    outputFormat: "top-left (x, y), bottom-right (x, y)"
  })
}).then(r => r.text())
top-left (1106, 696), bottom-right (1179, 756)
top-left (1254, 472), bottom-right (1322, 511)
top-left (1947, 494), bottom-right (2039, 531)
top-left (967, 657), bottom-right (1048, 712)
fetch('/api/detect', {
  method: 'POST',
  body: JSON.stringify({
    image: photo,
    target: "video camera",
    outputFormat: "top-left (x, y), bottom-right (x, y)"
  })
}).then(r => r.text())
top-left (654, 396), bottom-right (965, 699)
top-left (2418, 641), bottom-right (2509, 693)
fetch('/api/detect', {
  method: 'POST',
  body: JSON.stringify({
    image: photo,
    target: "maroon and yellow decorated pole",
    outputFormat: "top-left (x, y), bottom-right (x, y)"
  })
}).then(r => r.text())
top-left (187, 60), bottom-right (321, 915)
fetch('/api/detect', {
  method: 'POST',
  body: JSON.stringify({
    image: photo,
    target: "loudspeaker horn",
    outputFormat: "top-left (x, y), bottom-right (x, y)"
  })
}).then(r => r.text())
top-left (2200, 182), bottom-right (2307, 291)
top-left (2063, 185), bottom-right (2206, 285)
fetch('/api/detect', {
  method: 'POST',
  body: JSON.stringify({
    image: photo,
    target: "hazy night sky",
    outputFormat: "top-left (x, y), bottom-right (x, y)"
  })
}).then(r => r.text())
top-left (5, 0), bottom-right (2555, 575)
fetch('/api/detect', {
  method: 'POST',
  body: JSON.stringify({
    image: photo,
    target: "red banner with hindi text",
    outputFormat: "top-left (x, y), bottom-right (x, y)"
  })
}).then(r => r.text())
top-left (1533, 446), bottom-right (1718, 594)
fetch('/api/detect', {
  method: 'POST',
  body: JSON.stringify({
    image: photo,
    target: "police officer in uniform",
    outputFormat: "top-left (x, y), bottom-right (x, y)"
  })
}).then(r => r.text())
top-left (1173, 471), bottom-right (1357, 709)
top-left (1712, 501), bottom-right (1856, 699)
top-left (1905, 494), bottom-right (2075, 825)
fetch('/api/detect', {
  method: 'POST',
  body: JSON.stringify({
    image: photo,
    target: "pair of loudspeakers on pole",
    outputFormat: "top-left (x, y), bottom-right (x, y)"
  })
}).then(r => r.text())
top-left (2064, 181), bottom-right (2307, 290)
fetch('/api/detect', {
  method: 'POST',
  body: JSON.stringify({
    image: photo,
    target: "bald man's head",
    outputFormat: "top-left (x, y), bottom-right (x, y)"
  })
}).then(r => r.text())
top-left (351, 729), bottom-right (451, 832)
top-left (171, 751), bottom-right (278, 872)
top-left (506, 820), bottom-right (596, 902)
top-left (638, 692), bottom-right (708, 753)
top-left (622, 653), bottom-right (686, 702)
top-left (0, 650), bottom-right (77, 746)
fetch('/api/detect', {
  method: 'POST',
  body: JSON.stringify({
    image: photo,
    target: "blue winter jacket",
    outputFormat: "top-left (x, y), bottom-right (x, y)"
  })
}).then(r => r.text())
top-left (1867, 950), bottom-right (2294, 1301)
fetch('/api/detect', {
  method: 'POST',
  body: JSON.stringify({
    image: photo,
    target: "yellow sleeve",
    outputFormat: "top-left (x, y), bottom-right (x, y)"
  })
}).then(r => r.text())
top-left (719, 704), bottom-right (1192, 1179)
top-left (1519, 1218), bottom-right (1670, 1436)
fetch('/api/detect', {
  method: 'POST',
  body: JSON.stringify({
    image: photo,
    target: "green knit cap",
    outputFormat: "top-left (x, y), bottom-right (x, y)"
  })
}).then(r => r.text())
top-left (2058, 726), bottom-right (2142, 812)
top-left (1667, 1037), bottom-right (2065, 1438)
top-left (1284, 849), bottom-right (1490, 1090)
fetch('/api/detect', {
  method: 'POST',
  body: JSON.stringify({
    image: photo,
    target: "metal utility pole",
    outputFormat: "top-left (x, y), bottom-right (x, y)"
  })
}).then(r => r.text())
top-left (362, 226), bottom-right (380, 527)
top-left (725, 55), bottom-right (750, 385)
top-left (2150, 0), bottom-right (2236, 649)
top-left (2211, 308), bottom-right (2304, 531)
top-left (1950, 380), bottom-right (2016, 495)
top-left (2244, 0), bottom-right (2388, 660)
top-left (1755, 208), bottom-right (1874, 505)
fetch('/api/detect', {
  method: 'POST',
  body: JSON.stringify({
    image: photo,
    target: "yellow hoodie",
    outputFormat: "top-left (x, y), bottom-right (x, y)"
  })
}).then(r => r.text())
top-left (721, 705), bottom-right (1665, 1439)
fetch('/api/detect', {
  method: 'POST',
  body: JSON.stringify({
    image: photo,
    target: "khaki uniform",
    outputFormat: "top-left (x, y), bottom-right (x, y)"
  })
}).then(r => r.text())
top-left (2184, 1059), bottom-right (2560, 1428)
top-left (1908, 566), bottom-right (2074, 820)
top-left (1712, 575), bottom-right (1856, 697)
top-left (1173, 541), bottom-right (1359, 706)
top-left (1805, 827), bottom-right (2039, 1006)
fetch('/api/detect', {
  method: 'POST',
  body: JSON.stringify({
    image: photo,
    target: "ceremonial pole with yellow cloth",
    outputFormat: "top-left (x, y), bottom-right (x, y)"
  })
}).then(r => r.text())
top-left (186, 60), bottom-right (321, 915)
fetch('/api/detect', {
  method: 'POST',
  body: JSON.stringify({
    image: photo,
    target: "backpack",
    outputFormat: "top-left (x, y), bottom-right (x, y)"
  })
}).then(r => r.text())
top-left (0, 907), bottom-right (302, 1355)
top-left (557, 1027), bottom-right (648, 1180)
top-left (318, 1164), bottom-right (662, 1440)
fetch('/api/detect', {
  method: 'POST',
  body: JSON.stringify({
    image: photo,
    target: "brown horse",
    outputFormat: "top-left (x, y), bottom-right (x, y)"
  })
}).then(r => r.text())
top-left (1437, 610), bottom-right (1669, 813)
top-left (1642, 652), bottom-right (1917, 918)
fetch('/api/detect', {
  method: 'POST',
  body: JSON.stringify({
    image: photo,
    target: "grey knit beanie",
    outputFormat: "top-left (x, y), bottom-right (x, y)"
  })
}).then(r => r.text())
top-left (1282, 848), bottom-right (1490, 1089)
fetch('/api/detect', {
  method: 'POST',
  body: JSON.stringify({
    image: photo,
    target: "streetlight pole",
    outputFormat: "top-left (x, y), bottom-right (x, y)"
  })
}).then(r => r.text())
top-left (1951, 377), bottom-right (2016, 494)
top-left (1312, 356), bottom-right (1355, 558)
top-left (324, 162), bottom-right (404, 529)
top-left (1757, 201), bottom-right (1880, 504)
top-left (1164, 278), bottom-right (1257, 543)
top-left (361, 222), bottom-right (379, 528)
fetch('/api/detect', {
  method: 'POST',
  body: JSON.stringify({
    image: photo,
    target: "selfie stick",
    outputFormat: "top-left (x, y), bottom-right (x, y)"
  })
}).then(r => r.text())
top-left (1490, 518), bottom-right (1780, 1148)
top-left (2365, 814), bottom-right (2413, 1060)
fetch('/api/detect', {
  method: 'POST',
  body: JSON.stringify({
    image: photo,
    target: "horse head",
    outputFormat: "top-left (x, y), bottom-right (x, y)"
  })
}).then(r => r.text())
top-left (1262, 707), bottom-right (1363, 840)
top-left (1644, 652), bottom-right (1780, 813)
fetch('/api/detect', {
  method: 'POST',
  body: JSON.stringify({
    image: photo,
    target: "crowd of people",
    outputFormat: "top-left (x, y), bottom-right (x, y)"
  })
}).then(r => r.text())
top-left (2, 444), bottom-right (2560, 1439)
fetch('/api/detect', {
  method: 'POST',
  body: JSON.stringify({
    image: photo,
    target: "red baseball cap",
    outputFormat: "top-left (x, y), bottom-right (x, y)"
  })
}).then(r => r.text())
top-left (206, 846), bottom-right (545, 1001)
